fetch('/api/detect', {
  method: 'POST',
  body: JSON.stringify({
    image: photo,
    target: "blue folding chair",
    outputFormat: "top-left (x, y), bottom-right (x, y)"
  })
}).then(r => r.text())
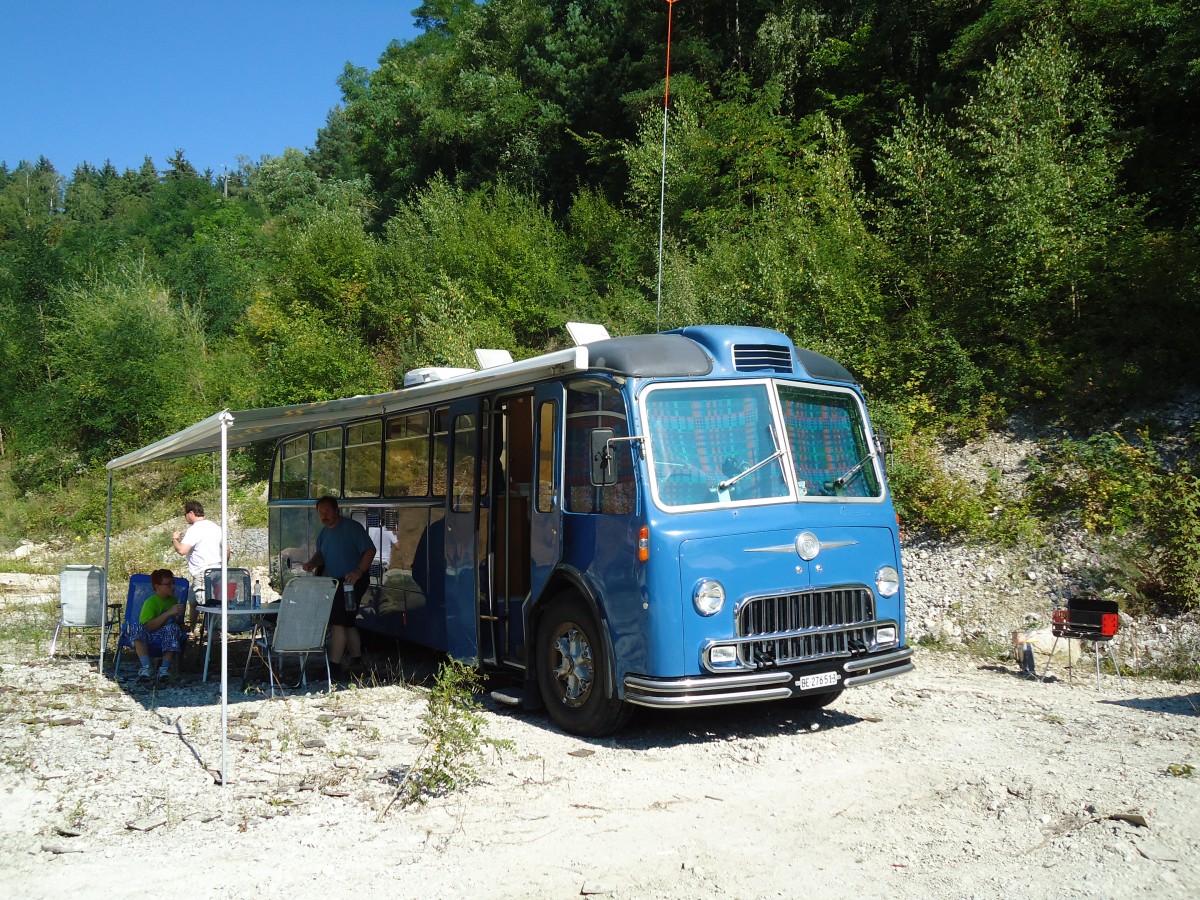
top-left (110, 574), bottom-right (190, 680)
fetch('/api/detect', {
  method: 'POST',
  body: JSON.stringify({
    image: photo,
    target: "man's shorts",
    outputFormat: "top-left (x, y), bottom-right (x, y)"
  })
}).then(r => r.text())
top-left (189, 579), bottom-right (206, 607)
top-left (328, 578), bottom-right (368, 629)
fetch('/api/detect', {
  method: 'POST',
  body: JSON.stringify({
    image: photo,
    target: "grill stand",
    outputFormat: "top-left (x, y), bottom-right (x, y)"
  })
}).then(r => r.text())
top-left (1041, 632), bottom-right (1122, 690)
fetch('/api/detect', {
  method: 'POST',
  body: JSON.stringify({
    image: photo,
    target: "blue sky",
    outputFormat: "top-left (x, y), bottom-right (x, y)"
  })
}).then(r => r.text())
top-left (0, 1), bottom-right (422, 177)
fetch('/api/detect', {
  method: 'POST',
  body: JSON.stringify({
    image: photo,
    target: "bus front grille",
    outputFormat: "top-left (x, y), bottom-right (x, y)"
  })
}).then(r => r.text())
top-left (737, 587), bottom-right (876, 667)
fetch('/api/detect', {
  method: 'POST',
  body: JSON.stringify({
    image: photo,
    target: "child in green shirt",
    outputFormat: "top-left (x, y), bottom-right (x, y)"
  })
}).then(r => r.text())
top-left (130, 568), bottom-right (185, 682)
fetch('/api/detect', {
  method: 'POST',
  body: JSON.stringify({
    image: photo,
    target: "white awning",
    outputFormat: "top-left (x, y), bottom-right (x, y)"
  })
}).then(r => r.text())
top-left (106, 395), bottom-right (395, 471)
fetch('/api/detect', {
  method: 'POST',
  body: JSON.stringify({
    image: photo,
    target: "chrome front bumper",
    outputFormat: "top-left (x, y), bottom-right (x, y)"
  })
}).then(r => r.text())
top-left (622, 647), bottom-right (914, 709)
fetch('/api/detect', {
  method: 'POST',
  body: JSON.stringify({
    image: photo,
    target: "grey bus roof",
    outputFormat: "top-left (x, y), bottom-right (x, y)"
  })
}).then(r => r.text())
top-left (586, 334), bottom-right (714, 377)
top-left (794, 348), bottom-right (857, 385)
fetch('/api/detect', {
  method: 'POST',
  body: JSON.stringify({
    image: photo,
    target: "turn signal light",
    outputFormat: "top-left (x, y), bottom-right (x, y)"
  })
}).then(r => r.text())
top-left (637, 525), bottom-right (650, 562)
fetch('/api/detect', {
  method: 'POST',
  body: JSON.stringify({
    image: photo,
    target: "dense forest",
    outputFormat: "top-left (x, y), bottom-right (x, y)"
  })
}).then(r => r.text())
top-left (2, 1), bottom-right (1199, 608)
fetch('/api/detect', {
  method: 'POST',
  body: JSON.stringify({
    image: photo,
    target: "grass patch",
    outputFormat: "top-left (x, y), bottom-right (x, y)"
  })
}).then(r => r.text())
top-left (1137, 638), bottom-right (1200, 682)
top-left (0, 595), bottom-right (58, 661)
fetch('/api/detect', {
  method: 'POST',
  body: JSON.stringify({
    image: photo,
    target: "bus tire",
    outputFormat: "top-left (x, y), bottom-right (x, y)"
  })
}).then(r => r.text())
top-left (786, 688), bottom-right (844, 710)
top-left (536, 594), bottom-right (631, 737)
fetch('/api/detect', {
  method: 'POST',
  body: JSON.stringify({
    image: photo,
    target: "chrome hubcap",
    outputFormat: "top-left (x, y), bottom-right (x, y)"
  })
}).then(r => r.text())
top-left (551, 624), bottom-right (594, 707)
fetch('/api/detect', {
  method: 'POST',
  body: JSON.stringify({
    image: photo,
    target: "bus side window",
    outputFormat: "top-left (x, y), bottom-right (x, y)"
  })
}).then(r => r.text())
top-left (565, 380), bottom-right (634, 515)
top-left (279, 435), bottom-right (309, 499)
top-left (432, 407), bottom-right (449, 496)
top-left (311, 427), bottom-right (343, 498)
top-left (536, 400), bottom-right (558, 513)
top-left (345, 419), bottom-right (382, 497)
top-left (450, 414), bottom-right (477, 512)
top-left (385, 411), bottom-right (431, 497)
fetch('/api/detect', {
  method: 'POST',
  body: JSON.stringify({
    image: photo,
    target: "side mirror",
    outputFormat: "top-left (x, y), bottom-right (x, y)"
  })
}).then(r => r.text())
top-left (590, 428), bottom-right (617, 486)
top-left (875, 430), bottom-right (892, 464)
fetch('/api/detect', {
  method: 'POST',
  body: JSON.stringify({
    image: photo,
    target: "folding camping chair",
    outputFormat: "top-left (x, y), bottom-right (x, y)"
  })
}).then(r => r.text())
top-left (1042, 597), bottom-right (1123, 689)
top-left (49, 565), bottom-right (115, 666)
top-left (110, 573), bottom-right (190, 680)
top-left (246, 576), bottom-right (338, 697)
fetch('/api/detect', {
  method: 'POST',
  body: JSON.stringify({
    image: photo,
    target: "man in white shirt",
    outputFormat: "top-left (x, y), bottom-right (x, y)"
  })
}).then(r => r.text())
top-left (372, 525), bottom-right (398, 570)
top-left (172, 500), bottom-right (225, 630)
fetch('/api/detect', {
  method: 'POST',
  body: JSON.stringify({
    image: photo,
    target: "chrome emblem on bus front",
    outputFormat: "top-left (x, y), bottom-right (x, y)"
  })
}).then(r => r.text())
top-left (744, 533), bottom-right (860, 560)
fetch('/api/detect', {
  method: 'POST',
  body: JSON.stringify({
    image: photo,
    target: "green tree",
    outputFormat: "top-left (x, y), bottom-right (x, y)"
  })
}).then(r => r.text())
top-left (0, 158), bottom-right (62, 235)
top-left (258, 320), bottom-right (387, 406)
top-left (876, 24), bottom-right (1152, 406)
top-left (163, 149), bottom-right (200, 180)
top-left (163, 200), bottom-right (267, 337)
top-left (273, 206), bottom-right (380, 335)
top-left (34, 266), bottom-right (207, 466)
top-left (942, 0), bottom-right (1200, 230)
top-left (379, 178), bottom-right (600, 358)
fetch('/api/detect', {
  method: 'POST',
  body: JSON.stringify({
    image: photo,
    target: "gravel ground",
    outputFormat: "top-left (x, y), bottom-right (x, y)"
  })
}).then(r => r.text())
top-left (2, 415), bottom-right (1198, 897)
top-left (0, 633), bottom-right (1196, 899)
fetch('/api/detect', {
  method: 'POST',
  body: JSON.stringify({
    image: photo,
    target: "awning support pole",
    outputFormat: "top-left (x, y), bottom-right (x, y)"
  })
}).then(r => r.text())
top-left (103, 472), bottom-right (113, 673)
top-left (219, 411), bottom-right (233, 786)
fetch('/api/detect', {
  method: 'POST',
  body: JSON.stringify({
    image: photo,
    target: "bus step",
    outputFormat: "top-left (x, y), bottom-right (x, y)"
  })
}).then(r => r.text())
top-left (489, 687), bottom-right (524, 707)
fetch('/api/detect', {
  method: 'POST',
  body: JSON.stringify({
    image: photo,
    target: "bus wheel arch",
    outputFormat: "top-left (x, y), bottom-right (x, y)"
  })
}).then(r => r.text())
top-left (533, 588), bottom-right (631, 736)
top-left (527, 569), bottom-right (608, 687)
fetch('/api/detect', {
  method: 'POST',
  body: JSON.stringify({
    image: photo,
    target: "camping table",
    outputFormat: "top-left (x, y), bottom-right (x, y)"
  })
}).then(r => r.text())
top-left (196, 603), bottom-right (280, 682)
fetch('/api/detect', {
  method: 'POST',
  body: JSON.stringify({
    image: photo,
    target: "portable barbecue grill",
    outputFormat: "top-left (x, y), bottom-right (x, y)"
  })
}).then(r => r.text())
top-left (1041, 597), bottom-right (1122, 689)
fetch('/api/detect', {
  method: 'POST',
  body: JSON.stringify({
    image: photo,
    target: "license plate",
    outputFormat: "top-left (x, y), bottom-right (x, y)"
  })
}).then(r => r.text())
top-left (796, 671), bottom-right (840, 691)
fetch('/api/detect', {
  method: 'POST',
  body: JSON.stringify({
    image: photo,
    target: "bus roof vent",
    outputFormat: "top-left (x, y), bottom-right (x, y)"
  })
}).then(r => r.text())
top-left (403, 366), bottom-right (476, 387)
top-left (474, 348), bottom-right (513, 368)
top-left (732, 343), bottom-right (794, 373)
top-left (566, 321), bottom-right (611, 345)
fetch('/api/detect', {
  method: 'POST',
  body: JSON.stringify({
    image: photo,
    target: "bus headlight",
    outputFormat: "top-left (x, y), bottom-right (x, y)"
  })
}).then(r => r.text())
top-left (693, 579), bottom-right (726, 616)
top-left (875, 566), bottom-right (900, 598)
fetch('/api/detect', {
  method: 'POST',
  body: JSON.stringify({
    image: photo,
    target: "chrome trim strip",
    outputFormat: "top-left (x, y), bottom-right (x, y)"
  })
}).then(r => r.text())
top-left (722, 622), bottom-right (886, 648)
top-left (744, 539), bottom-right (860, 554)
top-left (844, 662), bottom-right (915, 687)
top-left (624, 670), bottom-right (793, 694)
top-left (624, 687), bottom-right (794, 709)
top-left (843, 647), bottom-right (913, 673)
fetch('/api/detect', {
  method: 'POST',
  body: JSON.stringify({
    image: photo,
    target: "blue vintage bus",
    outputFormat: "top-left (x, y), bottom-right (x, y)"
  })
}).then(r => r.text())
top-left (268, 323), bottom-right (912, 735)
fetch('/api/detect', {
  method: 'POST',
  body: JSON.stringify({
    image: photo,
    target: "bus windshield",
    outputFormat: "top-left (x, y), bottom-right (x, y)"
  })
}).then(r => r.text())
top-left (643, 381), bottom-right (882, 508)
top-left (644, 383), bottom-right (789, 507)
top-left (777, 384), bottom-right (881, 498)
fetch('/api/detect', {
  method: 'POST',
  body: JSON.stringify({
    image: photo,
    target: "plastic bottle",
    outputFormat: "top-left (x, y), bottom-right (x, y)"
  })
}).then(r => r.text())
top-left (253, 579), bottom-right (262, 609)
top-left (344, 580), bottom-right (355, 612)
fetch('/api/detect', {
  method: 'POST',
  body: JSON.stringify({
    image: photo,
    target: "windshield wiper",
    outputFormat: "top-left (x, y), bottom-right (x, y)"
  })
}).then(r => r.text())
top-left (717, 448), bottom-right (785, 493)
top-left (825, 450), bottom-right (876, 492)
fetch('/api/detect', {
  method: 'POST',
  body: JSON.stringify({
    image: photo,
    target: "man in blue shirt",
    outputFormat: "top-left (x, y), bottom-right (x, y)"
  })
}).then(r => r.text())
top-left (302, 495), bottom-right (375, 679)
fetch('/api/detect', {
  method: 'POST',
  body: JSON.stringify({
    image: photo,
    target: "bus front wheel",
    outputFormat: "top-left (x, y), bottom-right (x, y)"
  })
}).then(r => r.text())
top-left (536, 595), bottom-right (631, 737)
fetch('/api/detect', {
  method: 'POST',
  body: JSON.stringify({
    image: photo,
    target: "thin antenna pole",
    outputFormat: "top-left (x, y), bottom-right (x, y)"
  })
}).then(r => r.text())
top-left (656, 0), bottom-right (678, 333)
